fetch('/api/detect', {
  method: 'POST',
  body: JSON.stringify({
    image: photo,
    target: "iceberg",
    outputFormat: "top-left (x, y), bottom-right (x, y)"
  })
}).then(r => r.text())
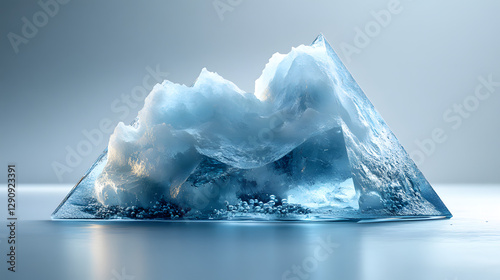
top-left (52, 35), bottom-right (451, 221)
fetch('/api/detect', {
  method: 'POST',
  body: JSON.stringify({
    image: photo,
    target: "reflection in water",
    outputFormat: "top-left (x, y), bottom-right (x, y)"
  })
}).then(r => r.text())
top-left (1, 217), bottom-right (499, 280)
top-left (90, 224), bottom-right (112, 279)
top-left (1, 186), bottom-right (499, 280)
top-left (3, 221), bottom-right (434, 280)
top-left (82, 222), bottom-right (365, 280)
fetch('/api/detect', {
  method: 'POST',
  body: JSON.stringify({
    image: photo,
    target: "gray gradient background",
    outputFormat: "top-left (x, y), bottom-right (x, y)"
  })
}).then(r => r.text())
top-left (1, 0), bottom-right (499, 185)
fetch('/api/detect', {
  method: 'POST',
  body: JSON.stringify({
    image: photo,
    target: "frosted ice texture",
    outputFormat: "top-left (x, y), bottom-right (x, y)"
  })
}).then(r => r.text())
top-left (52, 35), bottom-right (451, 221)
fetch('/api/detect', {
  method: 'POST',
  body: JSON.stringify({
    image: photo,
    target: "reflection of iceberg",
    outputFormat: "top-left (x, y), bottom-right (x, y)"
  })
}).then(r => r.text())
top-left (52, 35), bottom-right (451, 221)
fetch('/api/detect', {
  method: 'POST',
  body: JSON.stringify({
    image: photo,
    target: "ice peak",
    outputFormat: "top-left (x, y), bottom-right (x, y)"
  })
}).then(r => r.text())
top-left (312, 33), bottom-right (326, 47)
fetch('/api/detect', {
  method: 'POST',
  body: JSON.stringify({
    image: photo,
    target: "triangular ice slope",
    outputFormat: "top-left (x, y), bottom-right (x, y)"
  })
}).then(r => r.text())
top-left (52, 35), bottom-right (451, 221)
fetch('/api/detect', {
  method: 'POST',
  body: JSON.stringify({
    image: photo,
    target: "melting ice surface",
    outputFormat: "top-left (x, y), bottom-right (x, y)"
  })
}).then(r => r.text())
top-left (52, 35), bottom-right (451, 221)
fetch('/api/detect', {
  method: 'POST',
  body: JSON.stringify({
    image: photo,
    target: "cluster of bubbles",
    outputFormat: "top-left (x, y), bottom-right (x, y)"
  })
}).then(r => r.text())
top-left (210, 195), bottom-right (312, 219)
top-left (83, 199), bottom-right (186, 219)
top-left (82, 194), bottom-right (312, 220)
